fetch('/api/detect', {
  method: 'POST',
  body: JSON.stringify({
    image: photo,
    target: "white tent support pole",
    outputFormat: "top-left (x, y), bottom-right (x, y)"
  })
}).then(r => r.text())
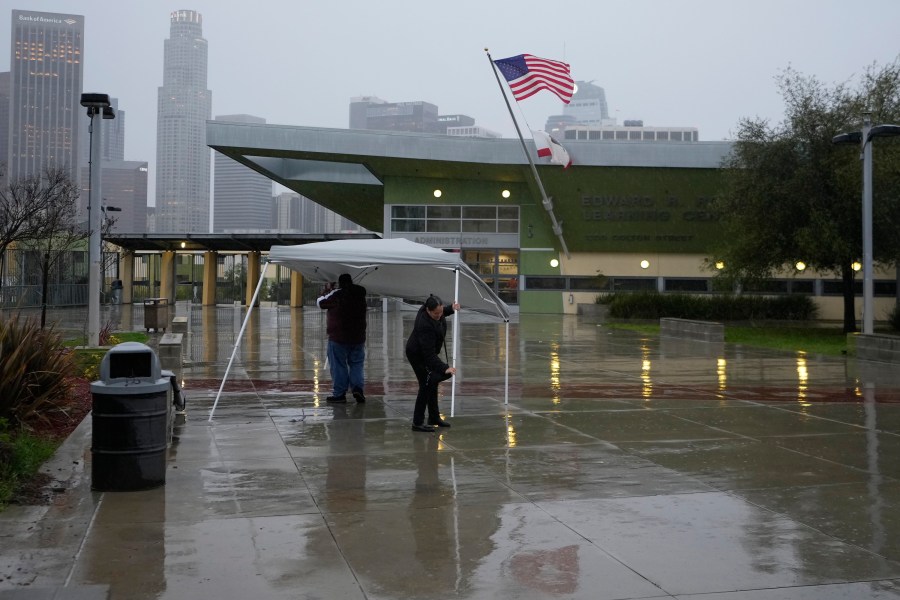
top-left (450, 267), bottom-right (460, 417)
top-left (208, 261), bottom-right (270, 421)
top-left (505, 319), bottom-right (510, 404)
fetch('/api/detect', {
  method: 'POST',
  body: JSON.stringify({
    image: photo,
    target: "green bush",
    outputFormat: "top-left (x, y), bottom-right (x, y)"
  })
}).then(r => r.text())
top-left (0, 317), bottom-right (76, 428)
top-left (890, 305), bottom-right (900, 332)
top-left (604, 292), bottom-right (818, 321)
top-left (0, 419), bottom-right (57, 507)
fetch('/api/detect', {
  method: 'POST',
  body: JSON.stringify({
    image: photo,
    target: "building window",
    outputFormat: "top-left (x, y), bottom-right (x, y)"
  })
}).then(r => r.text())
top-left (569, 276), bottom-right (610, 291)
top-left (391, 204), bottom-right (518, 238)
top-left (612, 278), bottom-right (656, 291)
top-left (525, 276), bottom-right (565, 290)
top-left (664, 278), bottom-right (709, 292)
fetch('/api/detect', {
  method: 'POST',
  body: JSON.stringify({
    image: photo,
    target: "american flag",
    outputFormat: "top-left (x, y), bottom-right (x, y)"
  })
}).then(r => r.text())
top-left (493, 54), bottom-right (575, 104)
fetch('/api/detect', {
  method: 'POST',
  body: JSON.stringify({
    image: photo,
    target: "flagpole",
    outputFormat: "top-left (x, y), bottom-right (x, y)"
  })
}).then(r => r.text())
top-left (485, 48), bottom-right (570, 259)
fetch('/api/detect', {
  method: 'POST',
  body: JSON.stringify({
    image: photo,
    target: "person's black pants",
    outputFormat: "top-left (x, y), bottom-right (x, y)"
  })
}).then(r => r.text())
top-left (406, 352), bottom-right (440, 425)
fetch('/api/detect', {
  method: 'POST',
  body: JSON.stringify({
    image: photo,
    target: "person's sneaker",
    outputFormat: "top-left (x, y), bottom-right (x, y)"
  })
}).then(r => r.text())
top-left (352, 389), bottom-right (366, 403)
top-left (326, 395), bottom-right (347, 403)
top-left (411, 423), bottom-right (435, 432)
top-left (428, 418), bottom-right (451, 428)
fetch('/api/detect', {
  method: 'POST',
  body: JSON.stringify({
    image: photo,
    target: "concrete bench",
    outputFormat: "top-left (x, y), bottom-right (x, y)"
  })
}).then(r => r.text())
top-left (171, 316), bottom-right (188, 333)
top-left (157, 332), bottom-right (184, 381)
top-left (851, 333), bottom-right (900, 364)
top-left (660, 317), bottom-right (724, 343)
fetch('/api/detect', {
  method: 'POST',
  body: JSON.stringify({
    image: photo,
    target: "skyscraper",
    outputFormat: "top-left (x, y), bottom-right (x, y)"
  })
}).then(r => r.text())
top-left (79, 97), bottom-right (124, 167)
top-left (8, 10), bottom-right (84, 182)
top-left (81, 160), bottom-right (149, 233)
top-left (0, 72), bottom-right (10, 172)
top-left (213, 114), bottom-right (272, 232)
top-left (155, 10), bottom-right (211, 233)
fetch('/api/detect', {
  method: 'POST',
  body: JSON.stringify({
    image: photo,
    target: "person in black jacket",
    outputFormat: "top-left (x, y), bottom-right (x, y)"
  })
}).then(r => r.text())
top-left (317, 273), bottom-right (368, 403)
top-left (405, 295), bottom-right (460, 432)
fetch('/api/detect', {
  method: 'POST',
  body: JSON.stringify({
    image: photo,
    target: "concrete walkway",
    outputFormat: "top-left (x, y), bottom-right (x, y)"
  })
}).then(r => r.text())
top-left (3, 304), bottom-right (900, 599)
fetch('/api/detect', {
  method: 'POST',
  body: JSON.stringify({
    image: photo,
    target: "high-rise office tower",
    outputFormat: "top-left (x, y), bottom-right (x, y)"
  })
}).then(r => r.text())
top-left (213, 114), bottom-right (272, 232)
top-left (349, 97), bottom-right (441, 133)
top-left (272, 191), bottom-right (363, 234)
top-left (155, 10), bottom-right (211, 233)
top-left (80, 97), bottom-right (124, 167)
top-left (562, 81), bottom-right (612, 125)
top-left (81, 160), bottom-right (149, 233)
top-left (0, 72), bottom-right (10, 172)
top-left (8, 10), bottom-right (84, 182)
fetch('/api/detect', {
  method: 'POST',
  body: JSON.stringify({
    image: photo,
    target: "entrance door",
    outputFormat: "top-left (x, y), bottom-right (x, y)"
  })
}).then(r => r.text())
top-left (462, 249), bottom-right (518, 304)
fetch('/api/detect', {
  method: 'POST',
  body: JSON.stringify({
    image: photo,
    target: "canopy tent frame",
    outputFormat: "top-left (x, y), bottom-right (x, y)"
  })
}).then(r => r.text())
top-left (208, 239), bottom-right (511, 422)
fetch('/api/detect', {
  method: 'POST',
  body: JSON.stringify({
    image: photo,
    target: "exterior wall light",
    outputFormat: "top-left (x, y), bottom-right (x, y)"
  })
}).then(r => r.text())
top-left (501, 189), bottom-right (511, 198)
top-left (550, 258), bottom-right (559, 268)
top-left (433, 189), bottom-right (442, 198)
top-left (852, 261), bottom-right (862, 272)
top-left (715, 261), bottom-right (725, 270)
top-left (640, 260), bottom-right (650, 269)
top-left (181, 241), bottom-right (187, 249)
top-left (795, 261), bottom-right (806, 271)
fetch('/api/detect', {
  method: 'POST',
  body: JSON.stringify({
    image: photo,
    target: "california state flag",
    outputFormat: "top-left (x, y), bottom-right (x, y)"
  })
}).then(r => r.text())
top-left (532, 130), bottom-right (572, 168)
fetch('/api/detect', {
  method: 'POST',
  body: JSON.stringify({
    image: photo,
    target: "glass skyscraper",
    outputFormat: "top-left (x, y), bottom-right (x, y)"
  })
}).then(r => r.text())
top-left (155, 10), bottom-right (211, 233)
top-left (213, 114), bottom-right (272, 232)
top-left (7, 10), bottom-right (84, 182)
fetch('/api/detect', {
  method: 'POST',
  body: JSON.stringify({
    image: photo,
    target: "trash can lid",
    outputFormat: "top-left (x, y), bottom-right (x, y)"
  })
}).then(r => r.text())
top-left (100, 342), bottom-right (162, 382)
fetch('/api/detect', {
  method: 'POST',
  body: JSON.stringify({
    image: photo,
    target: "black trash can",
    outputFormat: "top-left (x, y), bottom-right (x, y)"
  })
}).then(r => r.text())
top-left (91, 342), bottom-right (170, 491)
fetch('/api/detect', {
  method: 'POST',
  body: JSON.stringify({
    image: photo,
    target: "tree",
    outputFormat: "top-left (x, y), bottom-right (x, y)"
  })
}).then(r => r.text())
top-left (711, 60), bottom-right (900, 332)
top-left (0, 166), bottom-right (58, 293)
top-left (15, 169), bottom-right (87, 327)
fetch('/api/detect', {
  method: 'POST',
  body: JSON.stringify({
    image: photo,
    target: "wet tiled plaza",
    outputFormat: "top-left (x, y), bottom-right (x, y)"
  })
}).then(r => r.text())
top-left (2, 303), bottom-right (900, 599)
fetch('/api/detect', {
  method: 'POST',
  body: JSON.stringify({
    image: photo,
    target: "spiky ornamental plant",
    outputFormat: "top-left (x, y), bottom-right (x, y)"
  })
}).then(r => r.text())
top-left (0, 316), bottom-right (76, 428)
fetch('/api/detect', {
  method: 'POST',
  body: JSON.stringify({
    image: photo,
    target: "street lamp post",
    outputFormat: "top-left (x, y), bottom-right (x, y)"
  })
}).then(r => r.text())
top-left (833, 117), bottom-right (900, 335)
top-left (80, 93), bottom-right (115, 346)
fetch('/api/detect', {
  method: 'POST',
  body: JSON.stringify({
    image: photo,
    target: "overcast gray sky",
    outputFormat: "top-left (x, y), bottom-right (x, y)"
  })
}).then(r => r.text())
top-left (5, 0), bottom-right (900, 202)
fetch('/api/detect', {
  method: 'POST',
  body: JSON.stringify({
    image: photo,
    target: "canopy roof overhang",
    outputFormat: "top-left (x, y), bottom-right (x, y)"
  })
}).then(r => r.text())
top-left (105, 232), bottom-right (380, 253)
top-left (206, 122), bottom-right (733, 232)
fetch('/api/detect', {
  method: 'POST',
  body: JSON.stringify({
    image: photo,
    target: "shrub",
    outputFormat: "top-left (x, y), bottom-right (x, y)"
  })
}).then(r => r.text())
top-left (605, 292), bottom-right (818, 321)
top-left (890, 305), bottom-right (900, 332)
top-left (0, 419), bottom-right (57, 507)
top-left (0, 316), bottom-right (77, 429)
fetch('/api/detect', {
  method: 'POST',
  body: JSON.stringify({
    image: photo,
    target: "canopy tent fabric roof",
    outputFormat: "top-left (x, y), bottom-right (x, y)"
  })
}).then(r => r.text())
top-left (267, 238), bottom-right (511, 320)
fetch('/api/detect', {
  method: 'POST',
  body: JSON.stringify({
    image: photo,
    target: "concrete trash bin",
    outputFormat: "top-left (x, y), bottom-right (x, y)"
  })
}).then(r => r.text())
top-left (143, 298), bottom-right (169, 332)
top-left (90, 342), bottom-right (169, 491)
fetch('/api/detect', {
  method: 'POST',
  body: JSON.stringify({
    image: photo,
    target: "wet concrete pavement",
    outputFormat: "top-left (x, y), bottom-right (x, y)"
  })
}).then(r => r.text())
top-left (4, 304), bottom-right (900, 598)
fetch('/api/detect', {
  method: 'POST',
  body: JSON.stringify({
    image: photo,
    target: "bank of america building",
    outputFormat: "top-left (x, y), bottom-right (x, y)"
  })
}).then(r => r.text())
top-left (7, 10), bottom-right (84, 181)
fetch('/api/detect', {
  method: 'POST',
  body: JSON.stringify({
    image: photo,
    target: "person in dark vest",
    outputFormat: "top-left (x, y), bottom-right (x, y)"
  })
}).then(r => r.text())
top-left (405, 295), bottom-right (460, 431)
top-left (317, 273), bottom-right (368, 403)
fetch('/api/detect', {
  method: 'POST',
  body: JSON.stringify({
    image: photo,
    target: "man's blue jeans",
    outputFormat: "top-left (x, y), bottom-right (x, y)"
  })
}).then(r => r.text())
top-left (327, 340), bottom-right (365, 397)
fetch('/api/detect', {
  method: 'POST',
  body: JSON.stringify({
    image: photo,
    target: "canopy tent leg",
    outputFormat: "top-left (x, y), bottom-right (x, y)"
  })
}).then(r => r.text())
top-left (450, 267), bottom-right (460, 417)
top-left (208, 261), bottom-right (270, 421)
top-left (505, 319), bottom-right (509, 404)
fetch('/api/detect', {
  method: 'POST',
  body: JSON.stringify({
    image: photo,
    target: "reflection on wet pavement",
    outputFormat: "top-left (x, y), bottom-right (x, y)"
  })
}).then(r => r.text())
top-left (2, 304), bottom-right (900, 599)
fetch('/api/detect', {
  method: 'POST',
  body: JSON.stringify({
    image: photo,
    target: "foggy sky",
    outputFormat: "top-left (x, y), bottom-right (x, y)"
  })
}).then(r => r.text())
top-left (4, 0), bottom-right (900, 205)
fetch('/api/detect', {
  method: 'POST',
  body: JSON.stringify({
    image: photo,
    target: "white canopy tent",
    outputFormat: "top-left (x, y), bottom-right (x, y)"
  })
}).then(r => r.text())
top-left (208, 238), bottom-right (512, 421)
